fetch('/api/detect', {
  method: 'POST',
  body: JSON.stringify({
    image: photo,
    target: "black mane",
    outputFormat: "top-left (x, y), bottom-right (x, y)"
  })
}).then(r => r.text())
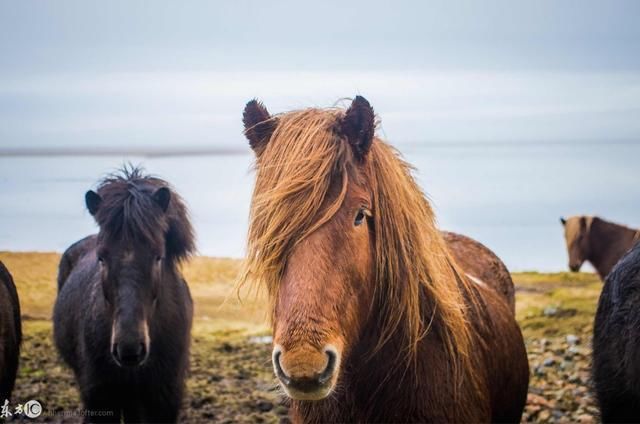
top-left (93, 166), bottom-right (195, 263)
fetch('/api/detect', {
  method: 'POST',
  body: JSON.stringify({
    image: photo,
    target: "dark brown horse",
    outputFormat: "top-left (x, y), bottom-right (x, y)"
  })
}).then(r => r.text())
top-left (0, 260), bottom-right (21, 402)
top-left (240, 96), bottom-right (529, 422)
top-left (593, 240), bottom-right (640, 422)
top-left (54, 167), bottom-right (195, 423)
top-left (561, 215), bottom-right (640, 280)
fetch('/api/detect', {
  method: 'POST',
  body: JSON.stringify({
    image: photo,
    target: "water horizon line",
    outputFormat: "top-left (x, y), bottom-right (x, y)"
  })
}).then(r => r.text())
top-left (0, 139), bottom-right (637, 158)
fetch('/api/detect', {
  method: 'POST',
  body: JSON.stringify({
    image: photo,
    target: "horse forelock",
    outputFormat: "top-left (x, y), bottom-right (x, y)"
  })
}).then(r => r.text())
top-left (94, 167), bottom-right (195, 263)
top-left (239, 106), bottom-right (485, 407)
top-left (240, 108), bottom-right (352, 295)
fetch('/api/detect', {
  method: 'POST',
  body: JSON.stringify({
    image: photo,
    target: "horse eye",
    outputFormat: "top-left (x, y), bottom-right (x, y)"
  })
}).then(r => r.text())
top-left (354, 209), bottom-right (366, 226)
top-left (155, 256), bottom-right (163, 263)
top-left (97, 256), bottom-right (104, 265)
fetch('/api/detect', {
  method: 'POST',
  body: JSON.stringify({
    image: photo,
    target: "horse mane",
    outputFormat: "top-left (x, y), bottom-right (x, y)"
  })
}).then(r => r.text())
top-left (93, 166), bottom-right (195, 264)
top-left (239, 107), bottom-right (485, 403)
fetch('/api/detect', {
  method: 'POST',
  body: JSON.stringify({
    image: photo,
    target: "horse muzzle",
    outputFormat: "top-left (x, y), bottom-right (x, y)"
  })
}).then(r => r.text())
top-left (272, 344), bottom-right (340, 401)
top-left (111, 340), bottom-right (149, 368)
top-left (569, 261), bottom-right (583, 272)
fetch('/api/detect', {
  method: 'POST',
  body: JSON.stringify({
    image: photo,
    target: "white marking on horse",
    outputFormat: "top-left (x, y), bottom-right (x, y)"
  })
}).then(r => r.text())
top-left (466, 273), bottom-right (488, 288)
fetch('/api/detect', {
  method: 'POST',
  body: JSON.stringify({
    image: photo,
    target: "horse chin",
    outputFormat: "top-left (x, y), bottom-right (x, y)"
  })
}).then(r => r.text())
top-left (282, 384), bottom-right (335, 401)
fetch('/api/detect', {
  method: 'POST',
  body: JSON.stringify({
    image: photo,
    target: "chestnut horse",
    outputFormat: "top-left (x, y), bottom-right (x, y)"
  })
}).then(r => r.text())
top-left (54, 167), bottom-right (195, 422)
top-left (240, 96), bottom-right (529, 422)
top-left (561, 215), bottom-right (640, 280)
top-left (0, 260), bottom-right (21, 402)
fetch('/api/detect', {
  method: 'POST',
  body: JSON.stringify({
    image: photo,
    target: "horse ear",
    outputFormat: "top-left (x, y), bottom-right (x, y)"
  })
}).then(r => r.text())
top-left (243, 99), bottom-right (276, 154)
top-left (560, 217), bottom-right (567, 226)
top-left (153, 187), bottom-right (171, 212)
top-left (85, 190), bottom-right (102, 216)
top-left (340, 96), bottom-right (375, 161)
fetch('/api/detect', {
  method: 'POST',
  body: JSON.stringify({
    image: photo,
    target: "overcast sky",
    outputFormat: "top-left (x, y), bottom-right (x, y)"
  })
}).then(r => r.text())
top-left (1, 0), bottom-right (639, 150)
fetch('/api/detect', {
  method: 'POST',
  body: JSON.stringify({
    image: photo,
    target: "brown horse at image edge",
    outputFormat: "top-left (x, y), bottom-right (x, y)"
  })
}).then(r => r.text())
top-left (561, 215), bottom-right (640, 280)
top-left (239, 96), bottom-right (529, 422)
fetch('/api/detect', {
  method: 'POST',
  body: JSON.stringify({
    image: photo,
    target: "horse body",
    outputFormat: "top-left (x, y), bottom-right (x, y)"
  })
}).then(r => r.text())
top-left (240, 97), bottom-right (529, 422)
top-left (593, 241), bottom-right (640, 422)
top-left (57, 234), bottom-right (96, 291)
top-left (443, 231), bottom-right (516, 313)
top-left (561, 215), bottom-right (640, 280)
top-left (0, 260), bottom-right (21, 402)
top-left (53, 168), bottom-right (194, 423)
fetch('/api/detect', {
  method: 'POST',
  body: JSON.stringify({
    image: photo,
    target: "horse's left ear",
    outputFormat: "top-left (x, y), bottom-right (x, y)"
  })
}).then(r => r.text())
top-left (153, 187), bottom-right (171, 212)
top-left (243, 99), bottom-right (277, 154)
top-left (340, 95), bottom-right (375, 161)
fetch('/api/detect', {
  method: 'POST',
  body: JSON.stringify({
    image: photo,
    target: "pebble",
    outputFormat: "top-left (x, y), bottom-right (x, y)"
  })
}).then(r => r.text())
top-left (566, 334), bottom-right (581, 345)
top-left (249, 335), bottom-right (274, 344)
top-left (577, 414), bottom-right (595, 424)
top-left (256, 400), bottom-right (273, 412)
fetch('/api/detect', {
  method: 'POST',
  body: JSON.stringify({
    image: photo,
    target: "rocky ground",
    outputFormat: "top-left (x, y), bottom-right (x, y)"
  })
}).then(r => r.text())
top-left (10, 322), bottom-right (598, 424)
top-left (524, 335), bottom-right (597, 423)
top-left (11, 321), bottom-right (287, 423)
top-left (516, 272), bottom-right (601, 423)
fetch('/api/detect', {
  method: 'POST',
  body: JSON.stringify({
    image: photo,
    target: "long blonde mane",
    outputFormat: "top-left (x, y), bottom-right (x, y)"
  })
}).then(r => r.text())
top-left (239, 106), bottom-right (484, 401)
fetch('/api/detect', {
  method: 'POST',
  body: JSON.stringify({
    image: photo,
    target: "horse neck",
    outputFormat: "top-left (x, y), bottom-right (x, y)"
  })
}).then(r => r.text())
top-left (588, 219), bottom-right (638, 278)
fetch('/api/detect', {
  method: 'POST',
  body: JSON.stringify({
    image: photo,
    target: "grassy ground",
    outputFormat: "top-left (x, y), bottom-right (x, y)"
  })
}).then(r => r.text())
top-left (1, 252), bottom-right (601, 423)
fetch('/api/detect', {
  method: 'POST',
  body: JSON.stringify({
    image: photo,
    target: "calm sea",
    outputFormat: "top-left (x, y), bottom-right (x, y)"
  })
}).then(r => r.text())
top-left (1, 141), bottom-right (638, 272)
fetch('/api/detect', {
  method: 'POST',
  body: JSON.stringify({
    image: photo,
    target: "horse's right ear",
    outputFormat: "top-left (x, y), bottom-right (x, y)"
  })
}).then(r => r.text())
top-left (243, 99), bottom-right (276, 154)
top-left (340, 95), bottom-right (375, 161)
top-left (560, 217), bottom-right (567, 226)
top-left (85, 190), bottom-right (102, 216)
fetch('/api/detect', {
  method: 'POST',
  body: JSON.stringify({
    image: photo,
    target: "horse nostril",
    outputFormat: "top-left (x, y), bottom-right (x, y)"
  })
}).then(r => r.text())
top-left (273, 349), bottom-right (291, 385)
top-left (113, 342), bottom-right (147, 367)
top-left (318, 348), bottom-right (337, 384)
top-left (111, 343), bottom-right (119, 361)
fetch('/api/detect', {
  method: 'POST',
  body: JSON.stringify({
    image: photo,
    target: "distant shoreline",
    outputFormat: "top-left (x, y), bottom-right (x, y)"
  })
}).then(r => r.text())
top-left (1, 140), bottom-right (638, 158)
top-left (0, 146), bottom-right (249, 158)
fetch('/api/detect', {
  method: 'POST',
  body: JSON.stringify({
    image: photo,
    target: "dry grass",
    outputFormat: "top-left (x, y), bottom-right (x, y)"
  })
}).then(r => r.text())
top-left (0, 251), bottom-right (269, 334)
top-left (0, 251), bottom-right (60, 319)
top-left (513, 271), bottom-right (601, 338)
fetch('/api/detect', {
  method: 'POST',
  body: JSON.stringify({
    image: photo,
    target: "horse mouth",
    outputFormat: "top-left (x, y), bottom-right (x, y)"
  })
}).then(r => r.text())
top-left (281, 382), bottom-right (334, 401)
